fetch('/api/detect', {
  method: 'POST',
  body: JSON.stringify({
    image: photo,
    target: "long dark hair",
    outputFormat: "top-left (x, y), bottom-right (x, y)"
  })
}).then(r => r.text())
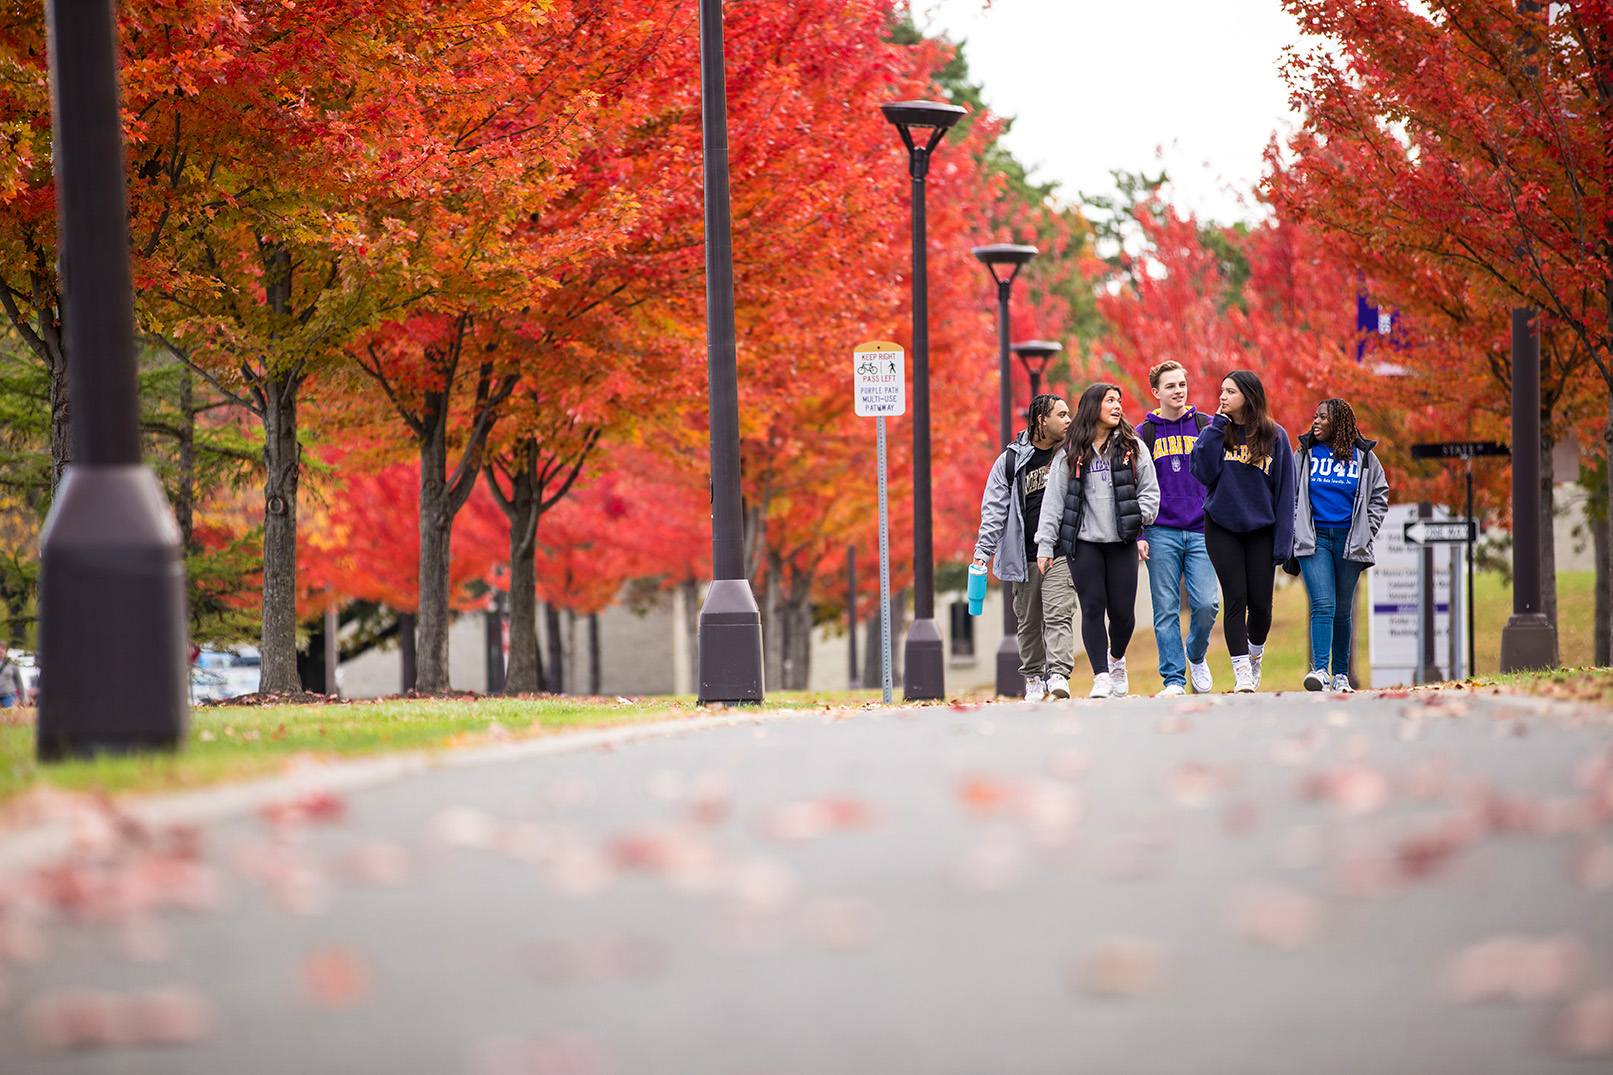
top-left (1063, 382), bottom-right (1138, 475)
top-left (1223, 370), bottom-right (1278, 470)
top-left (1317, 397), bottom-right (1359, 459)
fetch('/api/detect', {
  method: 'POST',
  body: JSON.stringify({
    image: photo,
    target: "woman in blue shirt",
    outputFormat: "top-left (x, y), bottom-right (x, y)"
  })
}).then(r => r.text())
top-left (1290, 398), bottom-right (1390, 692)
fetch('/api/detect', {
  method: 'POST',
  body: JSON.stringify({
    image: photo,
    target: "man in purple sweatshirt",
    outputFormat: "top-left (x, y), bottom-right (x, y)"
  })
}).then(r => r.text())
top-left (1136, 361), bottom-right (1219, 695)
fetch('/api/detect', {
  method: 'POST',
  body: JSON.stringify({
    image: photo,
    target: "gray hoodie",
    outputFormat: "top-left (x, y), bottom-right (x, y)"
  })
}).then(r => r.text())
top-left (1292, 433), bottom-right (1390, 563)
top-left (972, 431), bottom-right (1042, 583)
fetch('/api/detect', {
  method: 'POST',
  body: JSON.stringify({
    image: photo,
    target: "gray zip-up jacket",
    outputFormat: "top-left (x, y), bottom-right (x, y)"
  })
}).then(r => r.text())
top-left (1292, 433), bottom-right (1390, 563)
top-left (972, 432), bottom-right (1041, 583)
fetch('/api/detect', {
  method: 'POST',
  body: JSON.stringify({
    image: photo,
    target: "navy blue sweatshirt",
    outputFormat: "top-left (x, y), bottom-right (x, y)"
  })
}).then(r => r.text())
top-left (1189, 413), bottom-right (1298, 561)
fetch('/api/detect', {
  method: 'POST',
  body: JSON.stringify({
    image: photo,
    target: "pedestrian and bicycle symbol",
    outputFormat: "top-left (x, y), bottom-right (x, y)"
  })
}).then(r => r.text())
top-left (852, 340), bottom-right (904, 417)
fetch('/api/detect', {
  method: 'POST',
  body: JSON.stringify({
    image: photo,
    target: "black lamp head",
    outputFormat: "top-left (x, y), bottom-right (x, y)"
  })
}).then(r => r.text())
top-left (973, 243), bottom-right (1038, 286)
top-left (1011, 339), bottom-right (1062, 375)
top-left (880, 100), bottom-right (968, 160)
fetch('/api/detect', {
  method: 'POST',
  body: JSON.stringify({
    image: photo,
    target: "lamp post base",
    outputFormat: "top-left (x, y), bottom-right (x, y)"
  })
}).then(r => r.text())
top-left (697, 578), bottom-right (764, 705)
top-left (1498, 613), bottom-right (1557, 673)
top-left (994, 635), bottom-right (1023, 698)
top-left (902, 617), bottom-right (945, 701)
top-left (36, 466), bottom-right (188, 761)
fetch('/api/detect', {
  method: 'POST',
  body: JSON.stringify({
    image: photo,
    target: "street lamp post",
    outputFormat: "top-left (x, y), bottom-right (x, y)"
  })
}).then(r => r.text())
top-left (1012, 340), bottom-right (1062, 420)
top-left (1498, 308), bottom-right (1556, 669)
top-left (972, 244), bottom-right (1037, 698)
top-left (881, 100), bottom-right (966, 702)
top-left (695, 0), bottom-right (765, 703)
top-left (36, 0), bottom-right (189, 759)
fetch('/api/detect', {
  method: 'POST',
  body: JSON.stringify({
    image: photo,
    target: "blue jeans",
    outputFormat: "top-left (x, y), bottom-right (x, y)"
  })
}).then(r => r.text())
top-left (1298, 526), bottom-right (1366, 675)
top-left (1146, 526), bottom-right (1220, 688)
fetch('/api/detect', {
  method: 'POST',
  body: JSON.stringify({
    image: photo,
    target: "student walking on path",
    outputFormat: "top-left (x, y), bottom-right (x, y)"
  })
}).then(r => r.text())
top-left (1189, 371), bottom-right (1297, 693)
top-left (1291, 398), bottom-right (1389, 692)
top-left (1036, 384), bottom-right (1160, 699)
top-left (971, 394), bottom-right (1074, 702)
top-left (1136, 361), bottom-right (1219, 697)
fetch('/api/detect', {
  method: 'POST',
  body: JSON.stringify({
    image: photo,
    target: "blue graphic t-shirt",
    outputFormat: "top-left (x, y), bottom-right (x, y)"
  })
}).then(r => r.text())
top-left (1308, 444), bottom-right (1359, 526)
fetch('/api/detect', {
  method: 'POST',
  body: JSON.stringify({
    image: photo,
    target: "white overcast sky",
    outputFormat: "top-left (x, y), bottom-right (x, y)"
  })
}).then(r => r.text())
top-left (917, 0), bottom-right (1309, 224)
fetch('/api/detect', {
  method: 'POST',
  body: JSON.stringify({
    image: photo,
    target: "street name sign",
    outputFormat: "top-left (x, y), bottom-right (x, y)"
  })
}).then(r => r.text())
top-left (1409, 441), bottom-right (1509, 460)
top-left (853, 341), bottom-right (905, 417)
top-left (1404, 518), bottom-right (1478, 545)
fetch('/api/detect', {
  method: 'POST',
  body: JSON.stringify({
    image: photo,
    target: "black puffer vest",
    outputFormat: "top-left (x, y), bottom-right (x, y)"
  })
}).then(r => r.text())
top-left (1055, 440), bottom-right (1144, 554)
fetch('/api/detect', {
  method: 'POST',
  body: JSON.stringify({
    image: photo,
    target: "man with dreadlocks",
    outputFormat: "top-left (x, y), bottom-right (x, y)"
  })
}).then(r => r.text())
top-left (1289, 397), bottom-right (1389, 692)
top-left (973, 393), bottom-right (1073, 702)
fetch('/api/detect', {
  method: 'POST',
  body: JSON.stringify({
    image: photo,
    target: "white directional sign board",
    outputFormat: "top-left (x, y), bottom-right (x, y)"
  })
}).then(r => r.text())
top-left (853, 341), bottom-right (905, 417)
top-left (1369, 503), bottom-right (1468, 686)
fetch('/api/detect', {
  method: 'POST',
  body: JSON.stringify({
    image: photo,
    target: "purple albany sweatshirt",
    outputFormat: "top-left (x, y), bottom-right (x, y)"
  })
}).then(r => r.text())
top-left (1141, 407), bottom-right (1209, 531)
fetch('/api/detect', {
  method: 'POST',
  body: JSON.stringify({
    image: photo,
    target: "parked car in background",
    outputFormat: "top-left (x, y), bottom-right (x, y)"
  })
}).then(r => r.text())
top-left (192, 647), bottom-right (261, 703)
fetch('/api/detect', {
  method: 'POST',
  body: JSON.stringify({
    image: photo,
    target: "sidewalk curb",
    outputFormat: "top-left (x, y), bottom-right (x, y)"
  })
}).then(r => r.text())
top-left (0, 706), bottom-right (817, 879)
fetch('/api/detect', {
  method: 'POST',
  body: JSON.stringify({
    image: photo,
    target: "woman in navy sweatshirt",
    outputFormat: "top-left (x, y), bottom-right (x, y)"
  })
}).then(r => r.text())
top-left (1188, 371), bottom-right (1297, 693)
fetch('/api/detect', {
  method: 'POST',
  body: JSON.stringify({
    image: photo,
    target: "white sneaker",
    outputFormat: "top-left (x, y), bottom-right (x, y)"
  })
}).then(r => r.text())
top-left (1047, 674), bottom-right (1071, 699)
top-left (1332, 674), bottom-right (1355, 693)
top-left (1248, 644), bottom-right (1264, 690)
top-left (1089, 672), bottom-right (1114, 699)
top-left (1231, 656), bottom-right (1256, 693)
top-left (1157, 683), bottom-right (1186, 697)
top-left (1107, 655), bottom-right (1128, 698)
top-left (1024, 677), bottom-right (1047, 703)
top-left (1189, 660), bottom-right (1213, 693)
top-left (1303, 669), bottom-right (1327, 692)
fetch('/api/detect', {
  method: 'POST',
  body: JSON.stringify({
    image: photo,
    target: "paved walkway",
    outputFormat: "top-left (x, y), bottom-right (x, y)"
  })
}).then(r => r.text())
top-left (1, 688), bottom-right (1610, 1074)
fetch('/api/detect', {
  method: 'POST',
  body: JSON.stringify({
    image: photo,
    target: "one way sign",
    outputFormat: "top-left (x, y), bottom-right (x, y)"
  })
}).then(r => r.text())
top-left (1404, 518), bottom-right (1477, 545)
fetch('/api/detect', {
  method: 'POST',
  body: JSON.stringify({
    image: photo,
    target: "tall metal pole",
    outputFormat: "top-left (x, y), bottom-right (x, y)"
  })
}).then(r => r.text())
top-left (903, 144), bottom-right (945, 700)
top-left (1466, 461), bottom-right (1476, 677)
top-left (1499, 308), bottom-right (1557, 669)
top-left (37, 0), bottom-right (188, 758)
top-left (1499, 0), bottom-right (1557, 672)
top-left (992, 278), bottom-right (1021, 698)
top-left (695, 0), bottom-right (764, 703)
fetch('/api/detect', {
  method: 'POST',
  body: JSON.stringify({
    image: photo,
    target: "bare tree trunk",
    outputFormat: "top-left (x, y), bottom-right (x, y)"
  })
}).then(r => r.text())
top-left (681, 579), bottom-right (701, 690)
top-left (1598, 402), bottom-right (1613, 666)
top-left (505, 519), bottom-right (540, 693)
top-left (399, 611), bottom-right (417, 692)
top-left (783, 565), bottom-right (814, 690)
top-left (416, 425), bottom-right (455, 693)
top-left (763, 551), bottom-right (784, 691)
top-left (1540, 425), bottom-right (1561, 665)
top-left (545, 601), bottom-right (564, 694)
top-left (259, 363), bottom-right (302, 692)
top-left (176, 367), bottom-right (196, 551)
top-left (588, 613), bottom-right (601, 695)
top-left (47, 337), bottom-right (70, 494)
top-left (566, 610), bottom-right (578, 694)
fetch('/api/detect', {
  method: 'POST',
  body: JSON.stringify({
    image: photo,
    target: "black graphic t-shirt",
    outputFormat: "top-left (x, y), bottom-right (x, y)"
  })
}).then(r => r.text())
top-left (1020, 445), bottom-right (1057, 561)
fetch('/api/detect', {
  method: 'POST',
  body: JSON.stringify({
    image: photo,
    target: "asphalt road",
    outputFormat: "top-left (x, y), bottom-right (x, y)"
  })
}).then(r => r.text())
top-left (1, 687), bottom-right (1611, 1074)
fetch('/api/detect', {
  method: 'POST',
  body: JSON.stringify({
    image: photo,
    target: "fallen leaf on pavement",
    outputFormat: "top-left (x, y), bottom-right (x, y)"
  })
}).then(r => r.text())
top-left (1074, 935), bottom-right (1174, 1000)
top-left (303, 943), bottom-right (372, 1008)
top-left (1226, 882), bottom-right (1322, 949)
top-left (1551, 990), bottom-right (1613, 1057)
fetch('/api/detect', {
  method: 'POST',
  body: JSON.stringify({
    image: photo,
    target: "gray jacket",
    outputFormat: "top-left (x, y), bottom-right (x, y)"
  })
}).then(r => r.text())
top-left (972, 432), bottom-right (1040, 583)
top-left (1292, 434), bottom-right (1390, 563)
top-left (1035, 442), bottom-right (1160, 556)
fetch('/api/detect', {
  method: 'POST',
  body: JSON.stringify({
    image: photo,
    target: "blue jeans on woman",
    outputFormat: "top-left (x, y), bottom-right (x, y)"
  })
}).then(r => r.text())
top-left (1298, 525), bottom-right (1366, 675)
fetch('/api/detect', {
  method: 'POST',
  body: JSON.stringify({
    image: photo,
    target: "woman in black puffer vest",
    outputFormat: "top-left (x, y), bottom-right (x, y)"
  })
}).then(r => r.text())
top-left (1034, 383), bottom-right (1160, 699)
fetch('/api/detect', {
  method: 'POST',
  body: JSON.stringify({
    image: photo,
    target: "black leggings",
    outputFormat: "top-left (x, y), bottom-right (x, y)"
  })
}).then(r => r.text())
top-left (1203, 515), bottom-right (1274, 658)
top-left (1070, 540), bottom-right (1138, 675)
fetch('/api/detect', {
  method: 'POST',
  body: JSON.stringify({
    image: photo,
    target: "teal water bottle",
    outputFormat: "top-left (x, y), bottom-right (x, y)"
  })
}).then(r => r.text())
top-left (967, 562), bottom-right (989, 616)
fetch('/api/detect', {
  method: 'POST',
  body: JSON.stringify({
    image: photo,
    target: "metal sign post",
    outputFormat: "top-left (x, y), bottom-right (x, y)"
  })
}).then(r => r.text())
top-left (1410, 441), bottom-right (1507, 677)
top-left (855, 341), bottom-right (905, 704)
